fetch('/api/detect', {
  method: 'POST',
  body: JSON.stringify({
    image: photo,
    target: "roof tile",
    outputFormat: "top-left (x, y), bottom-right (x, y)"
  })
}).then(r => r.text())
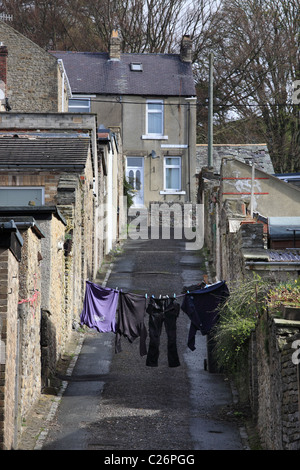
top-left (52, 51), bottom-right (196, 96)
top-left (0, 135), bottom-right (90, 167)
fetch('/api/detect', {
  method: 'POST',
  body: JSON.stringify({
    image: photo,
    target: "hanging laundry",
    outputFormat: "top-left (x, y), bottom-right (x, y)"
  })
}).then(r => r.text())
top-left (80, 281), bottom-right (119, 333)
top-left (182, 281), bottom-right (206, 293)
top-left (146, 296), bottom-right (181, 368)
top-left (181, 281), bottom-right (229, 351)
top-left (115, 292), bottom-right (148, 356)
top-left (182, 275), bottom-right (209, 293)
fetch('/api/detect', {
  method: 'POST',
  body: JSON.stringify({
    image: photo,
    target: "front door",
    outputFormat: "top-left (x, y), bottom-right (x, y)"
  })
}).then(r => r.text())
top-left (126, 157), bottom-right (144, 206)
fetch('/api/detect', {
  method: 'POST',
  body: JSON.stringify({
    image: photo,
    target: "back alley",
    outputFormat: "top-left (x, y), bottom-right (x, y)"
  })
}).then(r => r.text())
top-left (29, 234), bottom-right (246, 451)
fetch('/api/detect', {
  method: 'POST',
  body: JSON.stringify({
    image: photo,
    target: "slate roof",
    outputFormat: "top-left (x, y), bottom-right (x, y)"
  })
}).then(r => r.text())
top-left (0, 206), bottom-right (67, 224)
top-left (0, 133), bottom-right (90, 168)
top-left (243, 249), bottom-right (300, 263)
top-left (51, 51), bottom-right (196, 96)
top-left (268, 250), bottom-right (300, 262)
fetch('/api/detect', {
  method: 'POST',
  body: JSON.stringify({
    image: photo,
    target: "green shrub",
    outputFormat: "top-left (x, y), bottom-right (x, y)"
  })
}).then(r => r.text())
top-left (214, 276), bottom-right (300, 374)
top-left (213, 276), bottom-right (269, 373)
top-left (268, 279), bottom-right (300, 308)
top-left (123, 177), bottom-right (135, 208)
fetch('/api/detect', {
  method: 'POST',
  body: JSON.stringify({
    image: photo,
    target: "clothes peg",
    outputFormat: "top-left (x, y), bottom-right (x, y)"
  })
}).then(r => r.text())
top-left (174, 293), bottom-right (176, 298)
top-left (145, 293), bottom-right (148, 299)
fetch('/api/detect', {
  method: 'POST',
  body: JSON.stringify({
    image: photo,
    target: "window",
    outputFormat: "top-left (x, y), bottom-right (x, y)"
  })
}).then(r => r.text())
top-left (130, 63), bottom-right (143, 71)
top-left (68, 97), bottom-right (91, 113)
top-left (146, 100), bottom-right (164, 136)
top-left (127, 157), bottom-right (144, 167)
top-left (0, 187), bottom-right (44, 206)
top-left (164, 157), bottom-right (181, 191)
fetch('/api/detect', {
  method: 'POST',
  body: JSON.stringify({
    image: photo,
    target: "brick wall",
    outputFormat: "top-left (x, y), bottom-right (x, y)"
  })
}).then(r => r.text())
top-left (0, 248), bottom-right (19, 450)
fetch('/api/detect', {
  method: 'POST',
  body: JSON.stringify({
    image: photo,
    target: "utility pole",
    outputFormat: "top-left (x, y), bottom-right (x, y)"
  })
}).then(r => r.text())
top-left (208, 52), bottom-right (214, 168)
top-left (250, 161), bottom-right (255, 218)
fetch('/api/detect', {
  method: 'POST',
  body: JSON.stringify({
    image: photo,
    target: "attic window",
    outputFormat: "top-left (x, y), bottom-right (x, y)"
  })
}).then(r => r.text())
top-left (130, 63), bottom-right (143, 71)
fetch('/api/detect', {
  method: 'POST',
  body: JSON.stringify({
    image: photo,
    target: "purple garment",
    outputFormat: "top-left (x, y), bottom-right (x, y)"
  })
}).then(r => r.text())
top-left (80, 281), bottom-right (119, 333)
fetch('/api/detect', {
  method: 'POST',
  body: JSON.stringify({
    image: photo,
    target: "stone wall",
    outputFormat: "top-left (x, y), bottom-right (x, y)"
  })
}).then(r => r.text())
top-left (0, 159), bottom-right (95, 447)
top-left (56, 155), bottom-right (95, 325)
top-left (0, 248), bottom-right (19, 450)
top-left (17, 226), bottom-right (42, 431)
top-left (38, 213), bottom-right (67, 386)
top-left (200, 166), bottom-right (300, 449)
top-left (196, 144), bottom-right (274, 175)
top-left (81, 152), bottom-right (95, 285)
top-left (0, 21), bottom-right (62, 112)
top-left (249, 312), bottom-right (300, 450)
top-left (0, 171), bottom-right (61, 206)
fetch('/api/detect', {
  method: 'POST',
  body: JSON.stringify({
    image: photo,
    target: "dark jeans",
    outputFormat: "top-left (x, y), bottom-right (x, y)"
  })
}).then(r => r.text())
top-left (146, 297), bottom-right (180, 368)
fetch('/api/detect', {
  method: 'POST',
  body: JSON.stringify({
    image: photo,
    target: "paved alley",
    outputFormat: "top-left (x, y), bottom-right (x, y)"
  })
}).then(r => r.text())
top-left (36, 233), bottom-right (245, 452)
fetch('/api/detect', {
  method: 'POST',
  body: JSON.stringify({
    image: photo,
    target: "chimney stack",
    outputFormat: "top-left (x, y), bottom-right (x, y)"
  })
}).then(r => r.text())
top-left (109, 30), bottom-right (121, 60)
top-left (180, 35), bottom-right (192, 63)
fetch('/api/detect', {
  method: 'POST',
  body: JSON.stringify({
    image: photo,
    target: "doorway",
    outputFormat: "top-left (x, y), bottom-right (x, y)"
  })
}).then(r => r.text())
top-left (126, 157), bottom-right (144, 207)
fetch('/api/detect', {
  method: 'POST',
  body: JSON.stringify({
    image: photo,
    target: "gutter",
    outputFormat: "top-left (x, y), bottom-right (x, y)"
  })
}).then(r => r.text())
top-left (14, 221), bottom-right (45, 239)
top-left (0, 165), bottom-right (85, 169)
top-left (246, 261), bottom-right (300, 272)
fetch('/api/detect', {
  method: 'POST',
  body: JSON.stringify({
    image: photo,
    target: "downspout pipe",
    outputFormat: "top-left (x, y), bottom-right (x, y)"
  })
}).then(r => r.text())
top-left (208, 52), bottom-right (214, 168)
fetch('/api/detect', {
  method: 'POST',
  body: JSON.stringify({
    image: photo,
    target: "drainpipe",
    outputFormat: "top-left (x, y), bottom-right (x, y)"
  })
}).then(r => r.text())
top-left (250, 161), bottom-right (255, 217)
top-left (187, 100), bottom-right (191, 201)
top-left (208, 52), bottom-right (214, 168)
top-left (185, 96), bottom-right (197, 202)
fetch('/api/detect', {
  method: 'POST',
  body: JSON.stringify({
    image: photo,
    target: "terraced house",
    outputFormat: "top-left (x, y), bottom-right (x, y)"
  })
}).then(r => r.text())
top-left (0, 20), bottom-right (119, 449)
top-left (0, 21), bottom-right (196, 450)
top-left (52, 31), bottom-right (197, 208)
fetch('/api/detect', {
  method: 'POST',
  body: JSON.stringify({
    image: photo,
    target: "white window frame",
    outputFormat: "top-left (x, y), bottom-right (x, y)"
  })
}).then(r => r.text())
top-left (142, 100), bottom-right (168, 140)
top-left (0, 186), bottom-right (45, 206)
top-left (160, 157), bottom-right (185, 195)
top-left (68, 95), bottom-right (95, 113)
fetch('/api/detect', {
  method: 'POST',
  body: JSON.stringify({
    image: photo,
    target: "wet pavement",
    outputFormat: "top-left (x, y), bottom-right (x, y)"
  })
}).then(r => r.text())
top-left (18, 233), bottom-right (247, 452)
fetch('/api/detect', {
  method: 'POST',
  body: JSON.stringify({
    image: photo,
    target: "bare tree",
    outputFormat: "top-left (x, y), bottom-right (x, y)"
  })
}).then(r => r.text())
top-left (0, 0), bottom-right (99, 50)
top-left (200, 0), bottom-right (300, 172)
top-left (1, 0), bottom-right (297, 171)
top-left (0, 0), bottom-right (219, 53)
top-left (80, 0), bottom-right (190, 53)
